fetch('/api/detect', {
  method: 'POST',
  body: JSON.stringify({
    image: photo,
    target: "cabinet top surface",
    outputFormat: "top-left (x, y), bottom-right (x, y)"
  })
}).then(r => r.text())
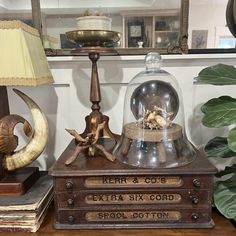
top-left (49, 139), bottom-right (217, 177)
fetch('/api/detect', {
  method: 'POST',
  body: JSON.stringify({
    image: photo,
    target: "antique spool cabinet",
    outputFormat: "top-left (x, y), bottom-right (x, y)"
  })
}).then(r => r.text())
top-left (49, 53), bottom-right (216, 229)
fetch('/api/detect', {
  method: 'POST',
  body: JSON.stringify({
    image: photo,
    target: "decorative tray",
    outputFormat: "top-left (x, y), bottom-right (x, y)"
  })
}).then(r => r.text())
top-left (66, 30), bottom-right (120, 47)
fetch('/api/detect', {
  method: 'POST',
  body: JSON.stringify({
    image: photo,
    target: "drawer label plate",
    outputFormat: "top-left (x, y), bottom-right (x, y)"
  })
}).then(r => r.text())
top-left (86, 211), bottom-right (181, 221)
top-left (85, 193), bottom-right (181, 204)
top-left (85, 176), bottom-right (182, 188)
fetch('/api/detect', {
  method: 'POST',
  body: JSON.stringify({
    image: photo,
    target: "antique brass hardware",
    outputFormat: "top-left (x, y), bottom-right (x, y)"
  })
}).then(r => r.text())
top-left (193, 178), bottom-right (201, 188)
top-left (65, 181), bottom-right (73, 190)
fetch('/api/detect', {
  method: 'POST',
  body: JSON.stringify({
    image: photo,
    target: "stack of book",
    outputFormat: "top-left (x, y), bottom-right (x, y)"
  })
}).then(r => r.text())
top-left (0, 172), bottom-right (53, 232)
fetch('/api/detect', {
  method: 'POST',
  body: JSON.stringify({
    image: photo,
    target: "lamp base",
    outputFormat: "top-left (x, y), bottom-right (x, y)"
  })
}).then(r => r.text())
top-left (0, 167), bottom-right (40, 196)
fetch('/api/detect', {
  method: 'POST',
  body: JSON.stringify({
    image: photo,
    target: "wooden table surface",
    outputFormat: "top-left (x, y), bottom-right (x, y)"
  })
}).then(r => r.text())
top-left (0, 208), bottom-right (235, 236)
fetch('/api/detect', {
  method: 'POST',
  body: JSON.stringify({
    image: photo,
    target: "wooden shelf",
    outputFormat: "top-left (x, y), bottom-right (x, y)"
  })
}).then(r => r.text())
top-left (155, 31), bottom-right (179, 33)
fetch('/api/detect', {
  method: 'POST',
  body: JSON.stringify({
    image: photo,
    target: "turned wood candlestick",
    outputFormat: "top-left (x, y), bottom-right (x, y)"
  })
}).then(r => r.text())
top-left (72, 47), bottom-right (120, 142)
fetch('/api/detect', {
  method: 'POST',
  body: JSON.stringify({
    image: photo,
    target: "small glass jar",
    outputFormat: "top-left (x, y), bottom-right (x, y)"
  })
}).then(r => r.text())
top-left (113, 52), bottom-right (196, 168)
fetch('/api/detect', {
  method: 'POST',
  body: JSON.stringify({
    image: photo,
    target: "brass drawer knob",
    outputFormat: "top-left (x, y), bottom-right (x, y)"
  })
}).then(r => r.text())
top-left (68, 215), bottom-right (75, 224)
top-left (67, 198), bottom-right (74, 206)
top-left (190, 195), bottom-right (199, 204)
top-left (65, 181), bottom-right (73, 190)
top-left (193, 178), bottom-right (201, 188)
top-left (191, 213), bottom-right (199, 221)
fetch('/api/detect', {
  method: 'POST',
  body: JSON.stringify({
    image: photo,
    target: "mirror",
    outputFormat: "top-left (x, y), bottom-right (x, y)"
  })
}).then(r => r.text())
top-left (39, 0), bottom-right (188, 54)
top-left (0, 0), bottom-right (33, 26)
top-left (0, 0), bottom-right (189, 54)
top-left (189, 0), bottom-right (236, 50)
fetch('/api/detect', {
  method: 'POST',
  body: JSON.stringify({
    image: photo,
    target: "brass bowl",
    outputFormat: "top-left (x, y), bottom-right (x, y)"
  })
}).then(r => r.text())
top-left (66, 30), bottom-right (121, 47)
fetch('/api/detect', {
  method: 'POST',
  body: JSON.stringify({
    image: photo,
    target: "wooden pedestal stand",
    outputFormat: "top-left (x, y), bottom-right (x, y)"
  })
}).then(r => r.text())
top-left (73, 47), bottom-right (120, 142)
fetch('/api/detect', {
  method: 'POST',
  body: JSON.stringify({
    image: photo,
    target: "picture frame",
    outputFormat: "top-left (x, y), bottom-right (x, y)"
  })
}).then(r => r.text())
top-left (191, 30), bottom-right (208, 49)
top-left (127, 18), bottom-right (145, 47)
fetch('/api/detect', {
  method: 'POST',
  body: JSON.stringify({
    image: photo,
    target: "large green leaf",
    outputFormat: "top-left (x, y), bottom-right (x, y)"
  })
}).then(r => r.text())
top-left (194, 64), bottom-right (236, 85)
top-left (201, 96), bottom-right (236, 127)
top-left (228, 127), bottom-right (236, 152)
top-left (204, 137), bottom-right (236, 158)
top-left (216, 164), bottom-right (236, 178)
top-left (214, 174), bottom-right (236, 220)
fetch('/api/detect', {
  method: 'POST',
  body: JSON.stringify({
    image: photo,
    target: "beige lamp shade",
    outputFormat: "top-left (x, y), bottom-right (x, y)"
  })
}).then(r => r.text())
top-left (0, 20), bottom-right (53, 86)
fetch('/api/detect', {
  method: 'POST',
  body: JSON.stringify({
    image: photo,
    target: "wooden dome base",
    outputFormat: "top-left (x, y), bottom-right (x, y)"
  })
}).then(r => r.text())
top-left (123, 122), bottom-right (182, 142)
top-left (122, 122), bottom-right (184, 164)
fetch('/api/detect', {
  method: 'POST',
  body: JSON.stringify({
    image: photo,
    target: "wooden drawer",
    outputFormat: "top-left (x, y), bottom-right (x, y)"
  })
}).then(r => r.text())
top-left (53, 175), bottom-right (213, 192)
top-left (55, 207), bottom-right (213, 229)
top-left (54, 189), bottom-right (211, 208)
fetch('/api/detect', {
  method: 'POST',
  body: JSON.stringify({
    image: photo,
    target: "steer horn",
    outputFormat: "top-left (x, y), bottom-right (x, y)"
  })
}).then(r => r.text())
top-left (2, 89), bottom-right (48, 171)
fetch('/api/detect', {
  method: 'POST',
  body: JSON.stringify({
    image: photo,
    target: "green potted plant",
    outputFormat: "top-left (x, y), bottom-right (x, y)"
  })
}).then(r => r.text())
top-left (194, 63), bottom-right (236, 222)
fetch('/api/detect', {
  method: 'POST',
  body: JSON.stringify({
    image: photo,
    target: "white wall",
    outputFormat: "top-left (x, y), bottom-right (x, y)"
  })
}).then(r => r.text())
top-left (7, 54), bottom-right (236, 170)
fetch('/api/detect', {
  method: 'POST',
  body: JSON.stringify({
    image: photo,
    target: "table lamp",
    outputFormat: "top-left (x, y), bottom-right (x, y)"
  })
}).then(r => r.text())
top-left (0, 20), bottom-right (53, 195)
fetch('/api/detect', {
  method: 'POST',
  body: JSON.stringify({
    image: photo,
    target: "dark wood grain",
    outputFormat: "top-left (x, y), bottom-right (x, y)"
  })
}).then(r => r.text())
top-left (0, 86), bottom-right (9, 120)
top-left (49, 139), bottom-right (216, 176)
top-left (50, 138), bottom-right (218, 229)
top-left (0, 207), bottom-right (234, 235)
top-left (73, 48), bottom-right (120, 142)
top-left (0, 86), bottom-right (9, 179)
top-left (0, 167), bottom-right (40, 196)
top-left (31, 0), bottom-right (42, 39)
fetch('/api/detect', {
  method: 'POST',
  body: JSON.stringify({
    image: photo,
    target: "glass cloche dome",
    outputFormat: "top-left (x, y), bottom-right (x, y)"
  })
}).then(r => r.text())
top-left (113, 52), bottom-right (196, 168)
